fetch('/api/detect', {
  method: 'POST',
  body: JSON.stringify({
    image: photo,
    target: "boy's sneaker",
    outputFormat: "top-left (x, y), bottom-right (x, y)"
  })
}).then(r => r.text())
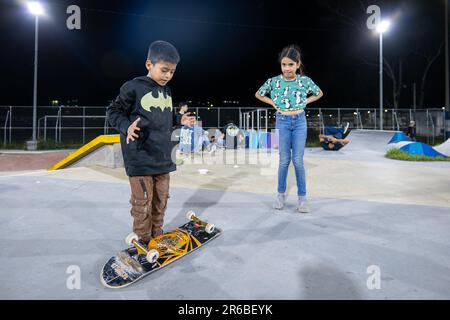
top-left (273, 193), bottom-right (286, 210)
top-left (297, 197), bottom-right (310, 214)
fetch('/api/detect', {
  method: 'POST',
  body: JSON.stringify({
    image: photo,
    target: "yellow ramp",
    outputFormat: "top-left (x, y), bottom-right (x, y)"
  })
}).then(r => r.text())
top-left (48, 135), bottom-right (120, 171)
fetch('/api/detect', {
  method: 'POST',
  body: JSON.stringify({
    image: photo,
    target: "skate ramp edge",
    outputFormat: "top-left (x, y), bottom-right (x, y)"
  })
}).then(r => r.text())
top-left (47, 135), bottom-right (121, 170)
top-left (434, 138), bottom-right (450, 157)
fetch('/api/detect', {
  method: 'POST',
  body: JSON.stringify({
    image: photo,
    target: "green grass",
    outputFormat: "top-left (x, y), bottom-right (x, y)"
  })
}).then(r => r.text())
top-left (0, 141), bottom-right (27, 150)
top-left (386, 148), bottom-right (450, 162)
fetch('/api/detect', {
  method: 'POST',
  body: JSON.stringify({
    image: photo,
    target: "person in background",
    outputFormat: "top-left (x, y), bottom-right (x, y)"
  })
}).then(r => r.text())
top-left (407, 121), bottom-right (416, 141)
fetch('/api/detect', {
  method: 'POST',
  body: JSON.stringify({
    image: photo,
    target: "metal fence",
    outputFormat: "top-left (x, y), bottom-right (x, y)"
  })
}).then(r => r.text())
top-left (1, 105), bottom-right (447, 145)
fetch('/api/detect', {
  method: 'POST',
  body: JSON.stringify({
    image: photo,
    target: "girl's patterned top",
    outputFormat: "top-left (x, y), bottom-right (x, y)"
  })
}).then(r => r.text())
top-left (257, 75), bottom-right (321, 111)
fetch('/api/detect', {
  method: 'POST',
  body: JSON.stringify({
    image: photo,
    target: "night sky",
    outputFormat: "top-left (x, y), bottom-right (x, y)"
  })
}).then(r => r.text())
top-left (1, 0), bottom-right (448, 109)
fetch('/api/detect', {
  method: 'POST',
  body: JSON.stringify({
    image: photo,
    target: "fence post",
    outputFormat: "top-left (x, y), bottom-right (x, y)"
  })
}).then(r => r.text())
top-left (392, 109), bottom-right (394, 131)
top-left (3, 110), bottom-right (9, 146)
top-left (374, 109), bottom-right (377, 129)
top-left (83, 107), bottom-right (86, 144)
top-left (9, 106), bottom-right (12, 144)
top-left (265, 109), bottom-right (268, 132)
top-left (218, 108), bottom-right (221, 128)
top-left (59, 107), bottom-right (62, 144)
top-left (55, 108), bottom-right (60, 143)
top-left (44, 116), bottom-right (47, 142)
top-left (257, 109), bottom-right (260, 132)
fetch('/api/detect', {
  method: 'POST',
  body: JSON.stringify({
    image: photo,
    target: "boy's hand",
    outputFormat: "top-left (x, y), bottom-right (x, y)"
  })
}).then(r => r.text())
top-left (126, 117), bottom-right (141, 144)
top-left (181, 113), bottom-right (196, 127)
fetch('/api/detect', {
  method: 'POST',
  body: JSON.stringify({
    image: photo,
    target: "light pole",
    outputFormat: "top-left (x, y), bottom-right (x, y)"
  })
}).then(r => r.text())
top-left (26, 1), bottom-right (44, 151)
top-left (445, 0), bottom-right (449, 139)
top-left (446, 0), bottom-right (449, 111)
top-left (376, 20), bottom-right (390, 131)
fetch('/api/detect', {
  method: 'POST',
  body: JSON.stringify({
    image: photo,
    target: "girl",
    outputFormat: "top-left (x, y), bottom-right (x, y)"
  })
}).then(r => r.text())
top-left (255, 45), bottom-right (323, 213)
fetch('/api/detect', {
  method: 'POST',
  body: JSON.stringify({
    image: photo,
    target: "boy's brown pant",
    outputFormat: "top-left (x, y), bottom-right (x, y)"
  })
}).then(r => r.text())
top-left (129, 174), bottom-right (170, 242)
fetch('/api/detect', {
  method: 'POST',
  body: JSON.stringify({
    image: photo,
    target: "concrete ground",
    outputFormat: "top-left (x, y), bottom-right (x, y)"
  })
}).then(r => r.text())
top-left (0, 146), bottom-right (449, 299)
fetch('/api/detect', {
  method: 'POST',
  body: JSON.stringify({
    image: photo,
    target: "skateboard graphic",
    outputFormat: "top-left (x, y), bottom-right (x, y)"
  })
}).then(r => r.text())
top-left (100, 211), bottom-right (221, 288)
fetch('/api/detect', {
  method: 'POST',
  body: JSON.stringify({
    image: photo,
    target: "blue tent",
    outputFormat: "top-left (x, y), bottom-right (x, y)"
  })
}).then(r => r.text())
top-left (399, 142), bottom-right (448, 158)
top-left (388, 132), bottom-right (411, 144)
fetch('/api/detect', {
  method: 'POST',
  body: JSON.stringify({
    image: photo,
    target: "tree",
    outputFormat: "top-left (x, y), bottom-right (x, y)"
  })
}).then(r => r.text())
top-left (319, 0), bottom-right (443, 109)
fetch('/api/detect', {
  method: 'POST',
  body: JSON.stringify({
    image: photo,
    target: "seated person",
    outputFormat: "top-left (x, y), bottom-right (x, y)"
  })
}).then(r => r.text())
top-left (319, 123), bottom-right (350, 151)
top-left (210, 133), bottom-right (225, 149)
top-left (179, 119), bottom-right (213, 154)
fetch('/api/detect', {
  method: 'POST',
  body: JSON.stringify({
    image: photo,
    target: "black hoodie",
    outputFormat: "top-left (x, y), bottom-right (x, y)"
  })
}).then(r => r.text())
top-left (107, 76), bottom-right (179, 176)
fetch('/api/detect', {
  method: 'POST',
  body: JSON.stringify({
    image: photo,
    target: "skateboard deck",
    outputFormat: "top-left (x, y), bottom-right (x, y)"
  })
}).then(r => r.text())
top-left (101, 212), bottom-right (221, 289)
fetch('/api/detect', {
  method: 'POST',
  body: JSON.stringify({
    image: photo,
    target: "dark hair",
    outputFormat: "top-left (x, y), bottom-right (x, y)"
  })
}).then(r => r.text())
top-left (278, 44), bottom-right (304, 75)
top-left (178, 102), bottom-right (188, 108)
top-left (147, 40), bottom-right (180, 64)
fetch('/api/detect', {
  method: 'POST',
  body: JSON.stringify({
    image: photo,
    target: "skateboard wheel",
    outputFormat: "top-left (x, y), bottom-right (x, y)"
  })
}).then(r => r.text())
top-left (205, 223), bottom-right (215, 234)
top-left (125, 232), bottom-right (139, 246)
top-left (186, 211), bottom-right (196, 221)
top-left (146, 249), bottom-right (159, 264)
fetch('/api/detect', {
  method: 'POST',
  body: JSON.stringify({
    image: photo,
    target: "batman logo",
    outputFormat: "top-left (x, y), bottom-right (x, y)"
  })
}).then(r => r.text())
top-left (141, 91), bottom-right (173, 112)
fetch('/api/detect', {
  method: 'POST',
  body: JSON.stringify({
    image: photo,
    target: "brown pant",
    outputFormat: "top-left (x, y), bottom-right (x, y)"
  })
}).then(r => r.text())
top-left (129, 174), bottom-right (170, 242)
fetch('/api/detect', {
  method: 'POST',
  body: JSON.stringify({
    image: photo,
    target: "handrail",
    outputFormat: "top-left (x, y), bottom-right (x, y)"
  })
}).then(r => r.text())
top-left (393, 111), bottom-right (400, 131)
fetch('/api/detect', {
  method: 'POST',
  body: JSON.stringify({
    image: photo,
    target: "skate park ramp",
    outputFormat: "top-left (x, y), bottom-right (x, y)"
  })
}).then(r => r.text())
top-left (435, 138), bottom-right (450, 157)
top-left (344, 130), bottom-right (398, 153)
top-left (308, 129), bottom-right (400, 161)
top-left (47, 135), bottom-right (121, 170)
top-left (400, 142), bottom-right (448, 158)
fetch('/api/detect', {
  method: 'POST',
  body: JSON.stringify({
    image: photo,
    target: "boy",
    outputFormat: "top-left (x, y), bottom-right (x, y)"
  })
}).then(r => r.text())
top-left (174, 102), bottom-right (189, 130)
top-left (319, 123), bottom-right (350, 151)
top-left (107, 41), bottom-right (194, 253)
top-left (406, 121), bottom-right (416, 141)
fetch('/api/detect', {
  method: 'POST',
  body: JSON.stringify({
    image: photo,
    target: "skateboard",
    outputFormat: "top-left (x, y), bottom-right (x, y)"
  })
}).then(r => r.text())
top-left (100, 211), bottom-right (221, 289)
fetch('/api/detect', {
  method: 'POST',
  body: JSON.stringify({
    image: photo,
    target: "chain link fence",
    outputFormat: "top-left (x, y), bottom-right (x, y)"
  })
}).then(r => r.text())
top-left (1, 105), bottom-right (447, 146)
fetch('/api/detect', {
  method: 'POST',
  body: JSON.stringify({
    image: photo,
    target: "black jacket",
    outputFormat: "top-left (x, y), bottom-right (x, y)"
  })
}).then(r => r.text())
top-left (107, 76), bottom-right (180, 176)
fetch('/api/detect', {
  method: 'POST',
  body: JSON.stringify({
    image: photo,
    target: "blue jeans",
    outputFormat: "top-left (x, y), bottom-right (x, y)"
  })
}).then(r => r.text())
top-left (276, 112), bottom-right (307, 197)
top-left (324, 127), bottom-right (343, 139)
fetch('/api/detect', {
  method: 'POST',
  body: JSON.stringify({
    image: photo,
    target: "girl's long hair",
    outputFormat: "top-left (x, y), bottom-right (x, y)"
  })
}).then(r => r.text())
top-left (278, 44), bottom-right (304, 75)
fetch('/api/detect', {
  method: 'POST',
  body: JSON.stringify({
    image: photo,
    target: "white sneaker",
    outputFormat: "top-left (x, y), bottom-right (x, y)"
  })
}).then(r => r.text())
top-left (343, 122), bottom-right (350, 135)
top-left (297, 198), bottom-right (310, 213)
top-left (273, 193), bottom-right (286, 210)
